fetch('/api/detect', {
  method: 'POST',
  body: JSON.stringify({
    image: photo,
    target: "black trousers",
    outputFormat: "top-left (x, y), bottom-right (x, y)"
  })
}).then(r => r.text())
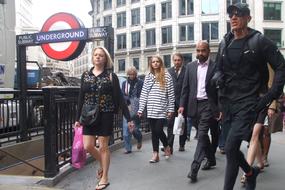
top-left (149, 118), bottom-right (168, 152)
top-left (191, 100), bottom-right (219, 172)
top-left (167, 107), bottom-right (188, 149)
top-left (222, 101), bottom-right (257, 190)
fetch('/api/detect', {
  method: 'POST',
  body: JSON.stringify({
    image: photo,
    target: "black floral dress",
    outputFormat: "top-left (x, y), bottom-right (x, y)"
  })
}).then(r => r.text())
top-left (77, 68), bottom-right (131, 136)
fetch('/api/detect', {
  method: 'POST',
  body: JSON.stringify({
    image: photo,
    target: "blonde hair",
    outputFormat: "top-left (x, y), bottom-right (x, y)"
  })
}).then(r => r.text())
top-left (92, 46), bottom-right (113, 69)
top-left (149, 55), bottom-right (166, 89)
top-left (126, 66), bottom-right (138, 76)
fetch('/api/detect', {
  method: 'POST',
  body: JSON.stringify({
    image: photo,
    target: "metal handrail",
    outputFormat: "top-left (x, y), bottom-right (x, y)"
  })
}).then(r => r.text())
top-left (0, 148), bottom-right (44, 173)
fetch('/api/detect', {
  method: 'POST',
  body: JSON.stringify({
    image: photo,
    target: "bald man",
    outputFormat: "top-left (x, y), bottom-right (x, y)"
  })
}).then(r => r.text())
top-left (178, 41), bottom-right (220, 182)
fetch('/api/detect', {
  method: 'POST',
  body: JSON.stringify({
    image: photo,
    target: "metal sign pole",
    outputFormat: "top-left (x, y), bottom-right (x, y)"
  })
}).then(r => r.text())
top-left (16, 45), bottom-right (28, 141)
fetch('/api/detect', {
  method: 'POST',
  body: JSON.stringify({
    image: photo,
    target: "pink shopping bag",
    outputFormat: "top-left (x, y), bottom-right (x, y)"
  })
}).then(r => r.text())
top-left (72, 127), bottom-right (86, 169)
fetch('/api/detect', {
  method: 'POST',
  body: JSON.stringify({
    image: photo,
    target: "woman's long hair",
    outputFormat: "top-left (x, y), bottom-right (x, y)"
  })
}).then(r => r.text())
top-left (92, 46), bottom-right (113, 69)
top-left (149, 55), bottom-right (166, 89)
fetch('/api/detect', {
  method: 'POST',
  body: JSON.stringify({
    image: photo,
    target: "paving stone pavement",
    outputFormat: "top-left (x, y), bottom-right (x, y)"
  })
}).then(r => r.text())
top-left (53, 130), bottom-right (285, 190)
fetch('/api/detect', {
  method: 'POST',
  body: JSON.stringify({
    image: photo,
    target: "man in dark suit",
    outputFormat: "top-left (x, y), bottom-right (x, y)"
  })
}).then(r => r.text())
top-left (166, 53), bottom-right (188, 152)
top-left (178, 41), bottom-right (220, 182)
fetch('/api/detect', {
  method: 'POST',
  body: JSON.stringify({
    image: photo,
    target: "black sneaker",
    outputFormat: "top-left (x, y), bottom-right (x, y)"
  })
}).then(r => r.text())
top-left (187, 170), bottom-right (197, 183)
top-left (245, 166), bottom-right (260, 190)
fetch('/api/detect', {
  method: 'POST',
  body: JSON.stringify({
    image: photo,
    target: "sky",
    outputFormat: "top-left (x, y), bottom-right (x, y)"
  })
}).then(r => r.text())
top-left (33, 0), bottom-right (92, 29)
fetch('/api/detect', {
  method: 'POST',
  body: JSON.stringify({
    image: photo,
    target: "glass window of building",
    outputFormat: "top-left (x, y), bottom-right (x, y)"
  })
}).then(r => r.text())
top-left (117, 34), bottom-right (127, 49)
top-left (104, 0), bottom-right (112, 10)
top-left (131, 0), bottom-right (140, 3)
top-left (264, 29), bottom-right (282, 47)
top-left (96, 0), bottom-right (100, 14)
top-left (118, 59), bottom-right (125, 72)
top-left (202, 22), bottom-right (219, 40)
top-left (182, 53), bottom-right (192, 64)
top-left (202, 0), bottom-right (219, 14)
top-left (163, 55), bottom-right (171, 68)
top-left (132, 31), bottom-right (141, 48)
top-left (146, 28), bottom-right (156, 46)
top-left (179, 0), bottom-right (194, 16)
top-left (161, 1), bottom-right (172, 20)
top-left (226, 0), bottom-right (246, 7)
top-left (264, 2), bottom-right (281, 21)
top-left (133, 58), bottom-right (140, 70)
top-left (162, 26), bottom-right (172, 44)
top-left (104, 15), bottom-right (112, 26)
top-left (131, 8), bottom-right (140, 26)
top-left (179, 24), bottom-right (194, 42)
top-left (96, 19), bottom-right (100, 26)
top-left (146, 5), bottom-right (156, 23)
top-left (117, 0), bottom-right (126, 7)
top-left (117, 12), bottom-right (126, 28)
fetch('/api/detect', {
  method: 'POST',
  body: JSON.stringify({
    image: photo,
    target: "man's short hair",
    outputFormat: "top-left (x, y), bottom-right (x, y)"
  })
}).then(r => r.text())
top-left (227, 2), bottom-right (250, 16)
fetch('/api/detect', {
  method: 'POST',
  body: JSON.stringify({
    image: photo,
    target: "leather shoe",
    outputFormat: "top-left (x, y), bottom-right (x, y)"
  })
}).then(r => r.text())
top-left (245, 166), bottom-right (260, 190)
top-left (137, 142), bottom-right (142, 150)
top-left (201, 160), bottom-right (216, 170)
top-left (187, 170), bottom-right (197, 182)
top-left (178, 146), bottom-right (185, 152)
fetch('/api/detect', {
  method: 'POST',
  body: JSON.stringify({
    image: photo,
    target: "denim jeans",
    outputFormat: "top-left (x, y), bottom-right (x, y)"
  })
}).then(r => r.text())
top-left (123, 117), bottom-right (142, 152)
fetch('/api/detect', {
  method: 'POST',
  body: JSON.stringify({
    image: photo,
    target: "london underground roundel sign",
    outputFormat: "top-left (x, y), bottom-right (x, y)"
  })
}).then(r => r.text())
top-left (40, 12), bottom-right (86, 61)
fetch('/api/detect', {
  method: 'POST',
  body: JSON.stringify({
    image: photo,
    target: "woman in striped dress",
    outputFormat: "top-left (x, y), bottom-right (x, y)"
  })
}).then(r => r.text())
top-left (137, 55), bottom-right (175, 163)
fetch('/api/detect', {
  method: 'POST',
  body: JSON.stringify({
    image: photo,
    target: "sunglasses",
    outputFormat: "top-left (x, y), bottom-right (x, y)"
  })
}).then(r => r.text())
top-left (229, 11), bottom-right (245, 18)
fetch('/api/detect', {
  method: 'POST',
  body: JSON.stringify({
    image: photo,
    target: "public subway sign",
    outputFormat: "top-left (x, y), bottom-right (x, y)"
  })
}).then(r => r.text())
top-left (16, 12), bottom-right (113, 61)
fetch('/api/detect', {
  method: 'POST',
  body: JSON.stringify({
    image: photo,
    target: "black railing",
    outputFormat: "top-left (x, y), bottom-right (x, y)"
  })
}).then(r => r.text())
top-left (0, 89), bottom-right (44, 146)
top-left (0, 87), bottom-right (149, 177)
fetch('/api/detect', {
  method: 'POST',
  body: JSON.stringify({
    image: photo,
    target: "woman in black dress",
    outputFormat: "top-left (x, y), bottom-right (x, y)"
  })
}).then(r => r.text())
top-left (74, 46), bottom-right (133, 190)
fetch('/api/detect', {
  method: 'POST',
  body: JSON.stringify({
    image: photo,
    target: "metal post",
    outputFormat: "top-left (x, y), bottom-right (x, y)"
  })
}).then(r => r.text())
top-left (16, 45), bottom-right (29, 141)
top-left (104, 26), bottom-right (114, 61)
top-left (43, 87), bottom-right (58, 177)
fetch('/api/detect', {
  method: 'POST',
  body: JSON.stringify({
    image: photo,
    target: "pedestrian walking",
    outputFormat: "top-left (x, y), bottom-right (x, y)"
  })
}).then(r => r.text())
top-left (166, 53), bottom-right (188, 153)
top-left (121, 66), bottom-right (143, 154)
top-left (74, 46), bottom-right (133, 190)
top-left (178, 41), bottom-right (220, 182)
top-left (241, 66), bottom-right (277, 185)
top-left (212, 3), bottom-right (285, 190)
top-left (137, 55), bottom-right (175, 163)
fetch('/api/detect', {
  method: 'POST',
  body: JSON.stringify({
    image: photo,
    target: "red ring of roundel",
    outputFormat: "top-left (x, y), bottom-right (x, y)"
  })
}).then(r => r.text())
top-left (41, 12), bottom-right (82, 61)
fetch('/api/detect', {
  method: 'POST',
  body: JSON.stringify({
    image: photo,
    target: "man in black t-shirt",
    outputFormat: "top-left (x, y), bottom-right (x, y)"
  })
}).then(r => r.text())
top-left (213, 3), bottom-right (285, 190)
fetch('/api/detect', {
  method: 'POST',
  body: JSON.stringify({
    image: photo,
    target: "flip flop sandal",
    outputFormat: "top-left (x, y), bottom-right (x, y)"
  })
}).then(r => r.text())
top-left (96, 182), bottom-right (110, 190)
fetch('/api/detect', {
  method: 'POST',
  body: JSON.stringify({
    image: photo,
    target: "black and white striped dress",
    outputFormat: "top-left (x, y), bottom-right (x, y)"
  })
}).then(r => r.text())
top-left (138, 72), bottom-right (175, 119)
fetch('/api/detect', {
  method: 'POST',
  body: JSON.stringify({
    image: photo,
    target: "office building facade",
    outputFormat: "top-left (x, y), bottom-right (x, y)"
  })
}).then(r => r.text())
top-left (91, 0), bottom-right (285, 74)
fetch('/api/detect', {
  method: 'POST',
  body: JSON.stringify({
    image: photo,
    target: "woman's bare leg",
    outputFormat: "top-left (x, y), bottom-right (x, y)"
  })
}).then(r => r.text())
top-left (83, 135), bottom-right (101, 164)
top-left (97, 136), bottom-right (110, 185)
top-left (246, 123), bottom-right (263, 166)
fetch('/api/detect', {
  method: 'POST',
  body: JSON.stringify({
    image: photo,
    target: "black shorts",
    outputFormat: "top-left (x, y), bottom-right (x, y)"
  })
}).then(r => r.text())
top-left (256, 108), bottom-right (268, 124)
top-left (83, 112), bottom-right (114, 136)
